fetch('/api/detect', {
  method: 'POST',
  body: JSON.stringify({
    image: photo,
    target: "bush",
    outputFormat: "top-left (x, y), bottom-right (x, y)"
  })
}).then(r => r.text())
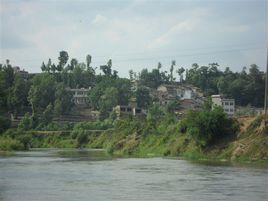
top-left (0, 116), bottom-right (11, 134)
top-left (0, 136), bottom-right (24, 151)
top-left (17, 134), bottom-right (32, 150)
top-left (76, 132), bottom-right (89, 148)
top-left (3, 128), bottom-right (24, 138)
top-left (18, 113), bottom-right (32, 131)
top-left (184, 106), bottom-right (238, 147)
top-left (73, 121), bottom-right (113, 131)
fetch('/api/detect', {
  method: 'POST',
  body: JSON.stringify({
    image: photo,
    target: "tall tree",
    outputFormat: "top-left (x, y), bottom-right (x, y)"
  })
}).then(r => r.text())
top-left (177, 67), bottom-right (185, 83)
top-left (58, 51), bottom-right (69, 71)
top-left (170, 60), bottom-right (176, 82)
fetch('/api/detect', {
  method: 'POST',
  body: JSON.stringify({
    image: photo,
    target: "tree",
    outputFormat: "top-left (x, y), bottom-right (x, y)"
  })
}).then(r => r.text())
top-left (76, 131), bottom-right (88, 148)
top-left (99, 87), bottom-right (119, 118)
top-left (147, 104), bottom-right (165, 125)
top-left (184, 106), bottom-right (238, 147)
top-left (177, 67), bottom-right (185, 83)
top-left (69, 58), bottom-right (78, 71)
top-left (169, 60), bottom-right (176, 82)
top-left (136, 86), bottom-right (151, 109)
top-left (41, 62), bottom-right (46, 72)
top-left (8, 75), bottom-right (29, 116)
top-left (58, 51), bottom-right (69, 71)
top-left (28, 74), bottom-right (56, 114)
top-left (0, 116), bottom-right (11, 134)
top-left (129, 69), bottom-right (134, 81)
top-left (42, 104), bottom-right (53, 124)
top-left (41, 59), bottom-right (52, 72)
top-left (54, 83), bottom-right (73, 115)
top-left (100, 59), bottom-right (113, 76)
top-left (18, 113), bottom-right (32, 131)
top-left (86, 54), bottom-right (92, 69)
top-left (157, 62), bottom-right (162, 70)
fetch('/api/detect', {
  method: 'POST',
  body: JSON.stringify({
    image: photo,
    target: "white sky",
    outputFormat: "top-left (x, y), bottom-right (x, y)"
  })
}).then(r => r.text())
top-left (0, 0), bottom-right (267, 77)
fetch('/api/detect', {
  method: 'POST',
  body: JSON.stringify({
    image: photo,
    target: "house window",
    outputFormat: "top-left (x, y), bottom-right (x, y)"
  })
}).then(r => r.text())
top-left (135, 109), bottom-right (141, 113)
top-left (225, 109), bottom-right (229, 112)
top-left (127, 107), bottom-right (132, 112)
top-left (230, 109), bottom-right (234, 112)
top-left (225, 102), bottom-right (229, 106)
top-left (230, 102), bottom-right (234, 106)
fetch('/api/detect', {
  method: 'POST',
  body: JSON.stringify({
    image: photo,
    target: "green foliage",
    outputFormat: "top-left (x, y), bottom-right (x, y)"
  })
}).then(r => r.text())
top-left (99, 87), bottom-right (119, 118)
top-left (18, 113), bottom-right (32, 131)
top-left (0, 116), bottom-right (11, 134)
top-left (54, 83), bottom-right (73, 115)
top-left (0, 136), bottom-right (24, 151)
top-left (184, 106), bottom-right (238, 147)
top-left (135, 86), bottom-right (151, 108)
top-left (76, 132), bottom-right (89, 148)
top-left (146, 104), bottom-right (165, 125)
top-left (58, 51), bottom-right (69, 70)
top-left (73, 121), bottom-right (113, 131)
top-left (28, 73), bottom-right (56, 114)
top-left (88, 77), bottom-right (131, 110)
top-left (42, 104), bottom-right (53, 125)
top-left (7, 75), bottom-right (30, 115)
top-left (185, 63), bottom-right (265, 107)
top-left (166, 100), bottom-right (180, 113)
top-left (139, 68), bottom-right (168, 89)
top-left (17, 134), bottom-right (32, 150)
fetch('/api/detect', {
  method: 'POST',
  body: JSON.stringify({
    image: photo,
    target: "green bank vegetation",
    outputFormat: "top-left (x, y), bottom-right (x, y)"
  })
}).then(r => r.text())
top-left (1, 101), bottom-right (267, 163)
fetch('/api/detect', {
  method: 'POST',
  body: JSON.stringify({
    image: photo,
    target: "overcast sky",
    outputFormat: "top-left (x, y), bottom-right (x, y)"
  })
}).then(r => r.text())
top-left (0, 0), bottom-right (267, 77)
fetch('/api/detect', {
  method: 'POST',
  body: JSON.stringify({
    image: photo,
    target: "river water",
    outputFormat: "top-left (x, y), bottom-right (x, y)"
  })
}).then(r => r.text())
top-left (0, 149), bottom-right (267, 201)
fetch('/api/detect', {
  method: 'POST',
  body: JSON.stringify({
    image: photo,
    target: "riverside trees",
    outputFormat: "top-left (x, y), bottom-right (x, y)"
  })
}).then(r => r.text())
top-left (0, 50), bottom-right (266, 133)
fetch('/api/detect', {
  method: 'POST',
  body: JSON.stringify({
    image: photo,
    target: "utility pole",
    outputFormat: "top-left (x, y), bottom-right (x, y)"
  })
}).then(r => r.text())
top-left (265, 47), bottom-right (268, 115)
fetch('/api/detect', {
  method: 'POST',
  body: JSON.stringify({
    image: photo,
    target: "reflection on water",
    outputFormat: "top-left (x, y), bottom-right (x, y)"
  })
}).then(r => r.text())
top-left (0, 149), bottom-right (267, 201)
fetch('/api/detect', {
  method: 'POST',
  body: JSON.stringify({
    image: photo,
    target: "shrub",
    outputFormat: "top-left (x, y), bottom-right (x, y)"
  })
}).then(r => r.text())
top-left (17, 134), bottom-right (32, 150)
top-left (76, 132), bottom-right (88, 148)
top-left (0, 116), bottom-right (11, 134)
top-left (73, 121), bottom-right (113, 131)
top-left (18, 113), bottom-right (32, 131)
top-left (184, 106), bottom-right (238, 147)
top-left (0, 136), bottom-right (24, 151)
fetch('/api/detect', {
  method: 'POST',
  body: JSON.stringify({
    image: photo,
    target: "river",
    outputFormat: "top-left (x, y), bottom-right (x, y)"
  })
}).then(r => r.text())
top-left (0, 149), bottom-right (267, 201)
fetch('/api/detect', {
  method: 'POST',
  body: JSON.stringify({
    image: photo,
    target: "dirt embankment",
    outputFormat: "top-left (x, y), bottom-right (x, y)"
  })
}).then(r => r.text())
top-left (228, 115), bottom-right (268, 161)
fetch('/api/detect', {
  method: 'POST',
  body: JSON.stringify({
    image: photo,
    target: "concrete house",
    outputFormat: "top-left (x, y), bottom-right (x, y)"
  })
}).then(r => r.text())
top-left (156, 84), bottom-right (204, 111)
top-left (113, 98), bottom-right (146, 119)
top-left (211, 95), bottom-right (235, 116)
top-left (67, 87), bottom-right (91, 107)
top-left (13, 66), bottom-right (29, 80)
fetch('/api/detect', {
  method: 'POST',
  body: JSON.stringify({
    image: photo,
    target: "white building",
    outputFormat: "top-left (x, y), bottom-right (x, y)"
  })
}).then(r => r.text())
top-left (67, 87), bottom-right (91, 106)
top-left (211, 95), bottom-right (235, 116)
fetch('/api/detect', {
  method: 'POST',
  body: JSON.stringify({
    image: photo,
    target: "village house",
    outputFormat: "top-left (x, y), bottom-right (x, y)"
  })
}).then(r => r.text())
top-left (13, 66), bottom-right (29, 80)
top-left (211, 95), bottom-right (235, 116)
top-left (67, 87), bottom-right (91, 107)
top-left (113, 97), bottom-right (146, 119)
top-left (156, 84), bottom-right (205, 112)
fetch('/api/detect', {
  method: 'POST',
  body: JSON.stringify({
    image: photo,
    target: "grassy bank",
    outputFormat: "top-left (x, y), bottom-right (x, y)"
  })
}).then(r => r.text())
top-left (87, 115), bottom-right (268, 163)
top-left (1, 112), bottom-right (267, 164)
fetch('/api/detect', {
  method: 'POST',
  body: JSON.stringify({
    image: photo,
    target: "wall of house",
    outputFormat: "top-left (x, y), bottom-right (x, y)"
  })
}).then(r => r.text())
top-left (222, 100), bottom-right (235, 116)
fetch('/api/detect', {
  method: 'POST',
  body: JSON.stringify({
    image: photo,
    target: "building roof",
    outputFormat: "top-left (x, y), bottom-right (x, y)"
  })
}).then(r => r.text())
top-left (66, 87), bottom-right (91, 92)
top-left (211, 94), bottom-right (234, 102)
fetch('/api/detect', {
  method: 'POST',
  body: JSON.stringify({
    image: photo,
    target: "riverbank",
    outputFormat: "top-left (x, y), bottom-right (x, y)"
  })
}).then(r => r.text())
top-left (87, 115), bottom-right (268, 163)
top-left (1, 115), bottom-right (267, 164)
